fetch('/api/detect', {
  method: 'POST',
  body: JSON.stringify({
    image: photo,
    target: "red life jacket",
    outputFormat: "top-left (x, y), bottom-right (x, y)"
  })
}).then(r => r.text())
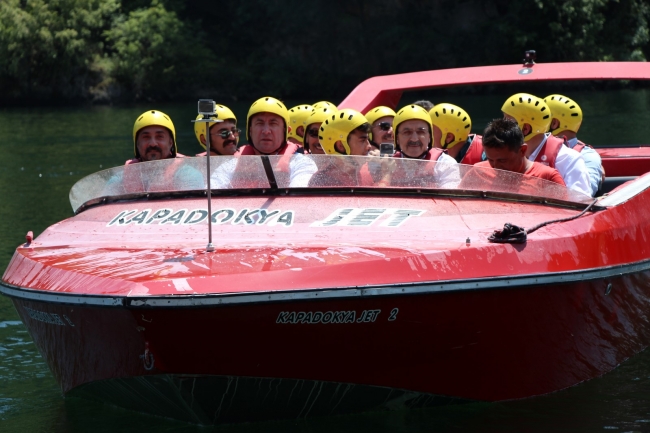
top-left (460, 134), bottom-right (484, 165)
top-left (125, 153), bottom-right (186, 165)
top-left (121, 155), bottom-right (190, 193)
top-left (572, 140), bottom-right (589, 153)
top-left (533, 135), bottom-right (564, 168)
top-left (195, 151), bottom-right (218, 157)
top-left (393, 148), bottom-right (444, 161)
top-left (231, 142), bottom-right (299, 188)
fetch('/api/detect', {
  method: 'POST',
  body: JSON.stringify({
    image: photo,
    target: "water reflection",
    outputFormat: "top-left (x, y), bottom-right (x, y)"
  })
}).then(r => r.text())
top-left (2, 92), bottom-right (650, 431)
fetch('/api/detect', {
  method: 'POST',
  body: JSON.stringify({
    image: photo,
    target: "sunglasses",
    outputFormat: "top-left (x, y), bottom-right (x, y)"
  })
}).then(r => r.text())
top-left (307, 128), bottom-right (320, 138)
top-left (214, 128), bottom-right (241, 139)
top-left (374, 122), bottom-right (392, 131)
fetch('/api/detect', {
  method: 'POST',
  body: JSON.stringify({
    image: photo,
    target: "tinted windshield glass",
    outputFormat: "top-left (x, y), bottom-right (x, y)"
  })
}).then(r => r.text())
top-left (69, 155), bottom-right (592, 212)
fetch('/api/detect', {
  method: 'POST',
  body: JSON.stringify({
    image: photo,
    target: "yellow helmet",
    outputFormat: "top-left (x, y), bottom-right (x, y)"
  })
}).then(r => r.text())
top-left (303, 107), bottom-right (337, 149)
top-left (246, 96), bottom-right (290, 143)
top-left (501, 93), bottom-right (551, 141)
top-left (318, 109), bottom-right (368, 155)
top-left (364, 106), bottom-right (396, 125)
top-left (313, 101), bottom-right (336, 110)
top-left (365, 106), bottom-right (396, 142)
top-left (288, 104), bottom-right (314, 141)
top-left (133, 110), bottom-right (177, 158)
top-left (193, 104), bottom-right (237, 149)
top-left (429, 103), bottom-right (472, 149)
top-left (544, 94), bottom-right (583, 134)
top-left (393, 104), bottom-right (433, 148)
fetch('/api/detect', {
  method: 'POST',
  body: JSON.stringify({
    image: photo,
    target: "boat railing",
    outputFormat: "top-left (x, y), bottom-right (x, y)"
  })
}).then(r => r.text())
top-left (69, 155), bottom-right (594, 213)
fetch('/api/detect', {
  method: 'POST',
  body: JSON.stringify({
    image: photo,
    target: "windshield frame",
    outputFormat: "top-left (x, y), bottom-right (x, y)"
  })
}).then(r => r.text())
top-left (70, 155), bottom-right (599, 215)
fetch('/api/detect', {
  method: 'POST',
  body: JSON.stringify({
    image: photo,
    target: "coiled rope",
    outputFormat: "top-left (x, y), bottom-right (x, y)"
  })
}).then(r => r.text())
top-left (488, 198), bottom-right (599, 244)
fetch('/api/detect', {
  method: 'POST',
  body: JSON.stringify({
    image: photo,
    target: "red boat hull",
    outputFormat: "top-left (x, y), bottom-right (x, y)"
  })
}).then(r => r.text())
top-left (7, 263), bottom-right (650, 422)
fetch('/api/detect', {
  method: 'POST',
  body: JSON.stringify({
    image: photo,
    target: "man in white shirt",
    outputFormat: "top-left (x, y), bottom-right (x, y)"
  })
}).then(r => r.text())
top-left (544, 94), bottom-right (604, 196)
top-left (501, 93), bottom-right (591, 196)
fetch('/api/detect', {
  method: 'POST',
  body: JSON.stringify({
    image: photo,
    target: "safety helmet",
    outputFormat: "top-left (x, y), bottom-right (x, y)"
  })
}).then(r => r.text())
top-left (193, 104), bottom-right (237, 149)
top-left (313, 101), bottom-right (336, 110)
top-left (133, 110), bottom-right (177, 158)
top-left (246, 96), bottom-right (290, 144)
top-left (393, 104), bottom-right (433, 148)
top-left (303, 107), bottom-right (337, 147)
top-left (288, 104), bottom-right (314, 141)
top-left (319, 109), bottom-right (369, 155)
top-left (364, 106), bottom-right (396, 143)
top-left (429, 103), bottom-right (472, 149)
top-left (544, 94), bottom-right (583, 135)
top-left (501, 93), bottom-right (551, 141)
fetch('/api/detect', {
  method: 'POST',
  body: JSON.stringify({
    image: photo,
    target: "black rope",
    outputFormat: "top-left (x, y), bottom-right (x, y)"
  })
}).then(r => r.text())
top-left (488, 198), bottom-right (599, 244)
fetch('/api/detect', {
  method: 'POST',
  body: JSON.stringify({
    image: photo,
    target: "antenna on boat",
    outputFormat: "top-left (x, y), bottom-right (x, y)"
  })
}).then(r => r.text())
top-left (523, 50), bottom-right (536, 67)
top-left (193, 99), bottom-right (223, 253)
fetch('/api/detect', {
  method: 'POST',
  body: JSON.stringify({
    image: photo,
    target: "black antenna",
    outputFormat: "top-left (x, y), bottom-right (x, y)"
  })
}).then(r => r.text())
top-left (194, 99), bottom-right (222, 252)
top-left (523, 50), bottom-right (536, 67)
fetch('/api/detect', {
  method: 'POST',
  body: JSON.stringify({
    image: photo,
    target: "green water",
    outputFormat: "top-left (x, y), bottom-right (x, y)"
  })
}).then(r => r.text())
top-left (3, 92), bottom-right (650, 432)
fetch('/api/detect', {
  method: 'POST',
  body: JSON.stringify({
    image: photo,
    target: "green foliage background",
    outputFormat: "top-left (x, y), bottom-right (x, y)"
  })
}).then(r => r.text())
top-left (0, 0), bottom-right (648, 105)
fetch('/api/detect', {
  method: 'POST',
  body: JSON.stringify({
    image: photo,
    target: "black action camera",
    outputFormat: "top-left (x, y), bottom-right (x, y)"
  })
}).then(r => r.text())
top-left (380, 142), bottom-right (395, 157)
top-left (198, 99), bottom-right (216, 116)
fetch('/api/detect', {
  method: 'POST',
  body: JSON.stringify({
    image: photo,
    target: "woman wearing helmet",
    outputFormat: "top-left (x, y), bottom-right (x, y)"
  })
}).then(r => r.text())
top-left (194, 105), bottom-right (240, 156)
top-left (502, 93), bottom-right (591, 196)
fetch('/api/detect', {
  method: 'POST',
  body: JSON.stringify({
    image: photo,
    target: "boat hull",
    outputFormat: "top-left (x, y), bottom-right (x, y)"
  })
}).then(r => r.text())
top-left (6, 265), bottom-right (650, 423)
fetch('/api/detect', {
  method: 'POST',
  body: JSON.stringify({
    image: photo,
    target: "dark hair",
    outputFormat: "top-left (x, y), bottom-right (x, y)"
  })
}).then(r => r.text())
top-left (340, 122), bottom-right (371, 154)
top-left (482, 118), bottom-right (524, 153)
top-left (412, 100), bottom-right (434, 111)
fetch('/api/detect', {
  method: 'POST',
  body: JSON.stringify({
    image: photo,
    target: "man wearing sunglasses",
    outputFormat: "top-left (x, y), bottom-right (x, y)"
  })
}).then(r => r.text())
top-left (364, 106), bottom-right (395, 150)
top-left (194, 104), bottom-right (240, 156)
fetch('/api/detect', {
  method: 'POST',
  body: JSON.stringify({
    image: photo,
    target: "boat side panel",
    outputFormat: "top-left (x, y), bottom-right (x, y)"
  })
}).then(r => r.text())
top-left (11, 299), bottom-right (144, 392)
top-left (9, 271), bottom-right (650, 402)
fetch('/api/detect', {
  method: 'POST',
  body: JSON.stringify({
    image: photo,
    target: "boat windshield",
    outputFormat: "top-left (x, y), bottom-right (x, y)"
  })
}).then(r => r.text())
top-left (69, 155), bottom-right (593, 212)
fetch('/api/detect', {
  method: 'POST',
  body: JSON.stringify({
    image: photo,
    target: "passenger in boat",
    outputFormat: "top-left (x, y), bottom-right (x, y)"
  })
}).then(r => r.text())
top-left (127, 110), bottom-right (182, 164)
top-left (501, 93), bottom-right (591, 196)
top-left (544, 94), bottom-right (604, 196)
top-left (194, 104), bottom-right (239, 156)
top-left (106, 110), bottom-right (203, 194)
top-left (308, 109), bottom-right (393, 186)
top-left (211, 97), bottom-right (316, 188)
top-left (390, 104), bottom-right (460, 188)
top-left (473, 118), bottom-right (565, 184)
top-left (412, 100), bottom-right (434, 111)
top-left (236, 97), bottom-right (297, 156)
top-left (313, 101), bottom-right (336, 110)
top-left (288, 104), bottom-right (313, 149)
top-left (303, 106), bottom-right (337, 155)
top-left (364, 106), bottom-right (395, 150)
top-left (429, 103), bottom-right (484, 164)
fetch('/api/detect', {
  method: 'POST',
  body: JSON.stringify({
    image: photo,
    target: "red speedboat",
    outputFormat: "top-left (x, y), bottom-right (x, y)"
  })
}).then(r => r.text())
top-left (3, 61), bottom-right (650, 425)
